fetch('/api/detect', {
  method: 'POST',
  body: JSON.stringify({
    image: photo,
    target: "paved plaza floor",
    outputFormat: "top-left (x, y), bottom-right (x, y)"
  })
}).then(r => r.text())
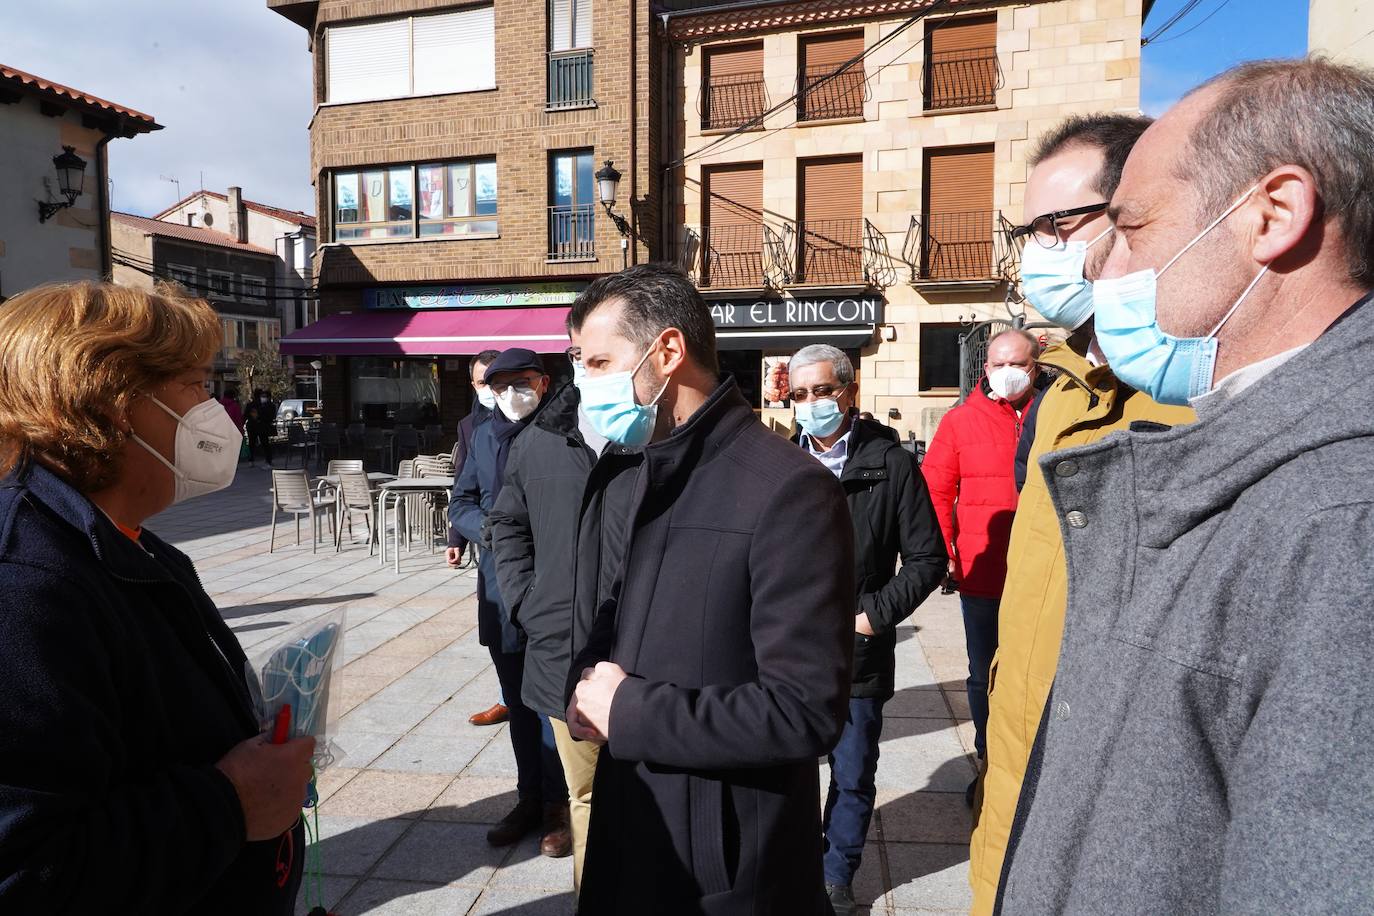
top-left (153, 462), bottom-right (978, 915)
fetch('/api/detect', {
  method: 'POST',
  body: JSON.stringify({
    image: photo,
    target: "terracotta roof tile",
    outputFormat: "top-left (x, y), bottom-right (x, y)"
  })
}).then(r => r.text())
top-left (153, 190), bottom-right (317, 230)
top-left (111, 212), bottom-right (277, 256)
top-left (0, 64), bottom-right (160, 131)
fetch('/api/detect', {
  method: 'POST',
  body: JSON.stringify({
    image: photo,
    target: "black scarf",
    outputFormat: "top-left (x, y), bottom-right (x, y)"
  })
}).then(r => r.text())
top-left (490, 405), bottom-right (530, 502)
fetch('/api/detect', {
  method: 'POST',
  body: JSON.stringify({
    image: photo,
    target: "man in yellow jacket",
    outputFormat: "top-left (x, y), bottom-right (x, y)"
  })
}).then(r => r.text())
top-left (968, 114), bottom-right (1196, 914)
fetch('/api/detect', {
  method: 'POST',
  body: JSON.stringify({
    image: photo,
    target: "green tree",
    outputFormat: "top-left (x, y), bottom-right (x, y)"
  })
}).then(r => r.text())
top-left (235, 345), bottom-right (293, 400)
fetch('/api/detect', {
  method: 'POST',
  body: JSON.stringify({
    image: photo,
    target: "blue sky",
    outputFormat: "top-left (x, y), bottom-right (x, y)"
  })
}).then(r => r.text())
top-left (0, 0), bottom-right (1310, 218)
top-left (1141, 0), bottom-right (1309, 115)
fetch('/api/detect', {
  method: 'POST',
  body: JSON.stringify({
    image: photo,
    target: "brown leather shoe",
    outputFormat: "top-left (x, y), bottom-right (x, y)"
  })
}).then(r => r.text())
top-left (486, 797), bottom-right (542, 847)
top-left (468, 703), bottom-right (509, 726)
top-left (540, 802), bottom-right (573, 858)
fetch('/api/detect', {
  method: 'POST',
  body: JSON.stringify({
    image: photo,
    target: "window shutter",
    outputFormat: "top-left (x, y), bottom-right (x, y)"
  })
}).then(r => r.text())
top-left (923, 145), bottom-right (996, 279)
top-left (703, 163), bottom-right (763, 287)
top-left (800, 30), bottom-right (864, 72)
top-left (799, 156), bottom-right (863, 283)
top-left (413, 7), bottom-right (495, 95)
top-left (706, 42), bottom-right (763, 77)
top-left (928, 14), bottom-right (997, 56)
top-left (551, 0), bottom-right (573, 51)
top-left (573, 0), bottom-right (592, 50)
top-left (326, 18), bottom-right (410, 103)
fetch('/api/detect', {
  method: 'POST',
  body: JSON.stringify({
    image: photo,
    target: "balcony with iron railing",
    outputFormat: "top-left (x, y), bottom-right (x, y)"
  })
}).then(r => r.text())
top-left (700, 72), bottom-right (770, 130)
top-left (797, 65), bottom-right (868, 122)
top-left (902, 210), bottom-right (1013, 288)
top-left (922, 47), bottom-right (1002, 111)
top-left (548, 204), bottom-right (596, 261)
top-left (797, 217), bottom-right (896, 287)
top-left (548, 49), bottom-right (595, 110)
top-left (677, 222), bottom-right (793, 289)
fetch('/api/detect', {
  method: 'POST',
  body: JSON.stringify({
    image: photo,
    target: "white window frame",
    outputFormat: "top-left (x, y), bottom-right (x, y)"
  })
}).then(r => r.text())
top-left (324, 6), bottom-right (496, 106)
top-left (333, 159), bottom-right (499, 245)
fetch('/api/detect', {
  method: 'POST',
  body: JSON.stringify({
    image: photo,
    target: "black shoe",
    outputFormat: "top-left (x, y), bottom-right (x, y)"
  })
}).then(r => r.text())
top-left (486, 797), bottom-right (542, 847)
top-left (826, 883), bottom-right (855, 916)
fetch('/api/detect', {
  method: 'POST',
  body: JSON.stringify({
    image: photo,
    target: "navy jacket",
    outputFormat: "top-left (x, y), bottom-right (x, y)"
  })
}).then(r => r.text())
top-left (0, 463), bottom-right (302, 914)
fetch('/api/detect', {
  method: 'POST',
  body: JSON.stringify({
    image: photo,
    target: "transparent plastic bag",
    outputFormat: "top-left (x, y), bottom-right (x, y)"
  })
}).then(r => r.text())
top-left (244, 608), bottom-right (346, 772)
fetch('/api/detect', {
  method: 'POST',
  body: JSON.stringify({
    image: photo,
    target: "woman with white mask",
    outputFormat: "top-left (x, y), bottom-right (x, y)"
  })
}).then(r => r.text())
top-left (0, 282), bottom-right (315, 914)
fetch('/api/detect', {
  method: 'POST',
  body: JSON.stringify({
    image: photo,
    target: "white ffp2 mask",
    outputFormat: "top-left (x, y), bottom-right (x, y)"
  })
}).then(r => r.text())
top-left (131, 395), bottom-right (242, 504)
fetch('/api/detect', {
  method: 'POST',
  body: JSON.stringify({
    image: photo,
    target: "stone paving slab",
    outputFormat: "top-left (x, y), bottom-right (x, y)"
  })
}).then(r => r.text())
top-left (151, 463), bottom-right (977, 915)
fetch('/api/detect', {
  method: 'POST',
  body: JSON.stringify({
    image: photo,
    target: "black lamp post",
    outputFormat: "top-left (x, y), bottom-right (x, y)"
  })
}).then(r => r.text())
top-left (38, 146), bottom-right (88, 223)
top-left (594, 159), bottom-right (631, 237)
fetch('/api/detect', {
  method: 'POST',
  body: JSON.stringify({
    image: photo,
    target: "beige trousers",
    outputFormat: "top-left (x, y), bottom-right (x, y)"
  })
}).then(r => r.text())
top-left (550, 717), bottom-right (601, 894)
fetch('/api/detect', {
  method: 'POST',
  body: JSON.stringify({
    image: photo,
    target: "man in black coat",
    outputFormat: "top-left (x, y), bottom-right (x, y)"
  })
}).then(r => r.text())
top-left (786, 344), bottom-right (947, 916)
top-left (565, 265), bottom-right (856, 915)
top-left (449, 349), bottom-right (570, 855)
top-left (489, 341), bottom-right (607, 888)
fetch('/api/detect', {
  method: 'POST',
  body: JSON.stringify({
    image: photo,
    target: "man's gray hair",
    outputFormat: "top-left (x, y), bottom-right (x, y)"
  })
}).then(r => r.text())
top-left (1181, 57), bottom-right (1374, 285)
top-left (790, 344), bottom-right (854, 386)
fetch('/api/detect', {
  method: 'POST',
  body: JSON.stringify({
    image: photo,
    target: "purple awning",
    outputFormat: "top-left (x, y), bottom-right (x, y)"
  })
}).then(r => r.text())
top-left (280, 308), bottom-right (571, 356)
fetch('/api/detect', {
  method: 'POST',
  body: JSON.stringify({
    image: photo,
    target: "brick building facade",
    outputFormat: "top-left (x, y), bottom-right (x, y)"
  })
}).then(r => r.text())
top-left (269, 0), bottom-right (661, 433)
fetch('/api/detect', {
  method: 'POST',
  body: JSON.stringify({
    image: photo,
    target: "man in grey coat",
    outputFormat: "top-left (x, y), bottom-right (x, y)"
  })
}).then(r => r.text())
top-left (997, 58), bottom-right (1374, 913)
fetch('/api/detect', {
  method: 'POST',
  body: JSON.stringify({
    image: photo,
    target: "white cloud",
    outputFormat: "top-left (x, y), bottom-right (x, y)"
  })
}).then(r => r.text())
top-left (1, 0), bottom-right (314, 216)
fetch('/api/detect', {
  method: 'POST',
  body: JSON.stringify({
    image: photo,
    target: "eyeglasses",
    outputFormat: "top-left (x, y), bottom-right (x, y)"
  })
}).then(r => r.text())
top-left (488, 379), bottom-right (536, 396)
top-left (790, 383), bottom-right (846, 403)
top-left (1007, 203), bottom-right (1109, 250)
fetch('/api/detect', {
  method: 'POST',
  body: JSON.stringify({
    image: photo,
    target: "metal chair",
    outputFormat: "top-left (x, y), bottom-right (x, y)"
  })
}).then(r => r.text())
top-left (316, 423), bottom-right (342, 466)
top-left (362, 428), bottom-right (391, 470)
top-left (269, 469), bottom-right (336, 553)
top-left (283, 424), bottom-right (312, 469)
top-left (335, 469), bottom-right (380, 553)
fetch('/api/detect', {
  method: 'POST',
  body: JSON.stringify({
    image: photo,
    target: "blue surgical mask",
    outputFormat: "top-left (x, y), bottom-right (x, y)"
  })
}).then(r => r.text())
top-left (1093, 184), bottom-right (1267, 405)
top-left (572, 362), bottom-right (587, 385)
top-left (1020, 227), bottom-right (1112, 330)
top-left (574, 344), bottom-right (667, 447)
top-left (794, 397), bottom-right (845, 439)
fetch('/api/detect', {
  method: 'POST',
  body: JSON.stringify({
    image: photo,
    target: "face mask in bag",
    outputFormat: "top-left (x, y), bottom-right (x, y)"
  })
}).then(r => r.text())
top-left (130, 396), bottom-right (241, 504)
top-left (1020, 227), bottom-right (1111, 330)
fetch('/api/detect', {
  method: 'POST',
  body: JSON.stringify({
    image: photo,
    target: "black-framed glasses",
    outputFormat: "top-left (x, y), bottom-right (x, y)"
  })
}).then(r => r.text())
top-left (790, 383), bottom-right (847, 403)
top-left (1007, 202), bottom-right (1108, 250)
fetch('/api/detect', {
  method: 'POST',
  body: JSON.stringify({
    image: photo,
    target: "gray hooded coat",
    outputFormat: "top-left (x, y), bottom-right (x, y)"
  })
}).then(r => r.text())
top-left (998, 293), bottom-right (1374, 914)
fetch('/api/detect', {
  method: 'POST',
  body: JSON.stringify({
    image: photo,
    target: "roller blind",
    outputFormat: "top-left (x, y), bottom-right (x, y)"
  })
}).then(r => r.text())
top-left (326, 7), bottom-right (495, 103)
top-left (327, 18), bottom-right (409, 103)
top-left (706, 42), bottom-right (763, 77)
top-left (799, 155), bottom-right (862, 222)
top-left (414, 7), bottom-right (495, 95)
top-left (551, 0), bottom-right (592, 52)
top-left (705, 163), bottom-right (763, 226)
top-left (924, 145), bottom-right (994, 213)
top-left (801, 30), bottom-right (864, 71)
top-left (928, 14), bottom-right (997, 55)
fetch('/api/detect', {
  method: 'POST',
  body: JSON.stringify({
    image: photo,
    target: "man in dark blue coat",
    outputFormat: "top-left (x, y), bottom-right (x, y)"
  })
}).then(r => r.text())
top-left (449, 348), bottom-right (570, 854)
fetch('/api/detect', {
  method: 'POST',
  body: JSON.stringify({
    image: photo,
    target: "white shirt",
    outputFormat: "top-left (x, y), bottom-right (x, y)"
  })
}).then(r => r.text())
top-left (801, 428), bottom-right (852, 478)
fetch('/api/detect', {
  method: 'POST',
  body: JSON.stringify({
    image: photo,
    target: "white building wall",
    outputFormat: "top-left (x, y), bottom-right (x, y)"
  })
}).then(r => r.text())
top-left (0, 99), bottom-right (104, 296)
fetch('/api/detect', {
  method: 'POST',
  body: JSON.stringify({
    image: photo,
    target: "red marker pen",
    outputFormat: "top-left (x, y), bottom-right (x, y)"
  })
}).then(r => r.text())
top-left (271, 704), bottom-right (292, 744)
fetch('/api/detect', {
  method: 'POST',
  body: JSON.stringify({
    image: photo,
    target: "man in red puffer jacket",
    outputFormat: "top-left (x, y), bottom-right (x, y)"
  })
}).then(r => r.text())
top-left (923, 329), bottom-right (1041, 803)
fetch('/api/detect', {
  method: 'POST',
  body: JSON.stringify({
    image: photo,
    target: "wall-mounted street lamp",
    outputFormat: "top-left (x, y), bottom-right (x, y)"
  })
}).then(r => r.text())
top-left (595, 159), bottom-right (631, 237)
top-left (37, 146), bottom-right (88, 223)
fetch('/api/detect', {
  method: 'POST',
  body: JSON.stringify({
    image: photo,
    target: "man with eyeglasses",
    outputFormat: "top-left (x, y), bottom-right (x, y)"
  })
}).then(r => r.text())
top-left (967, 114), bottom-right (1196, 915)
top-left (449, 349), bottom-right (570, 856)
top-left (488, 334), bottom-right (606, 892)
top-left (785, 344), bottom-right (947, 916)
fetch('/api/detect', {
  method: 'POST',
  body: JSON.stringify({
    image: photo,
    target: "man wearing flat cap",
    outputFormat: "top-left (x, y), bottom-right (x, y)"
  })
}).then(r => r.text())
top-left (450, 349), bottom-right (570, 854)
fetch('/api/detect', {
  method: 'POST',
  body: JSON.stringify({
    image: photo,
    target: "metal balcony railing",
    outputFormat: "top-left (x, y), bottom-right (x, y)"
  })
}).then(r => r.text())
top-left (677, 222), bottom-right (794, 289)
top-left (902, 210), bottom-right (1013, 283)
top-left (548, 49), bottom-right (595, 110)
top-left (922, 47), bottom-right (1002, 110)
top-left (700, 72), bottom-right (769, 130)
top-left (797, 217), bottom-right (893, 286)
top-left (548, 204), bottom-right (595, 260)
top-left (797, 64), bottom-right (867, 121)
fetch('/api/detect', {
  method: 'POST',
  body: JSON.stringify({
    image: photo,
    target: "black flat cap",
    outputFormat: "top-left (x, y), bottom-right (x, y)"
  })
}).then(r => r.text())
top-left (483, 348), bottom-right (546, 382)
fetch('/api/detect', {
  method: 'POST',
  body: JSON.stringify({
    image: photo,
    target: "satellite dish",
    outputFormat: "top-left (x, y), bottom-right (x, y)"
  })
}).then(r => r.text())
top-left (202, 212), bottom-right (214, 226)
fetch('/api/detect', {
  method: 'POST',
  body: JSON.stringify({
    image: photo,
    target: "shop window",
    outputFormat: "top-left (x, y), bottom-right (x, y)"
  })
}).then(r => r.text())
top-left (919, 322), bottom-right (963, 390)
top-left (418, 159), bottom-right (498, 237)
top-left (349, 357), bottom-right (440, 424)
top-left (325, 6), bottom-right (495, 104)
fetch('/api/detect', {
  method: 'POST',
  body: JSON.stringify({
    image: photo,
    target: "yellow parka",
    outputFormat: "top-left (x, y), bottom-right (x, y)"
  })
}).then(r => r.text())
top-left (967, 342), bottom-right (1196, 914)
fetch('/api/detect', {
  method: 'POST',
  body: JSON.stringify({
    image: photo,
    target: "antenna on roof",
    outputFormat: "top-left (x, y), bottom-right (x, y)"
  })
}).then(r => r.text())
top-left (159, 175), bottom-right (181, 203)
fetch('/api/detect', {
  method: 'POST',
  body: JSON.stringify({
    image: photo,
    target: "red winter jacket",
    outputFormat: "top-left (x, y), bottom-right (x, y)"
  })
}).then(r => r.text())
top-left (922, 383), bottom-right (1025, 598)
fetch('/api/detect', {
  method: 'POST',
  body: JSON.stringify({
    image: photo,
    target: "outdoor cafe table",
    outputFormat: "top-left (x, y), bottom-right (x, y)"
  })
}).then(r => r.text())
top-left (376, 477), bottom-right (456, 573)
